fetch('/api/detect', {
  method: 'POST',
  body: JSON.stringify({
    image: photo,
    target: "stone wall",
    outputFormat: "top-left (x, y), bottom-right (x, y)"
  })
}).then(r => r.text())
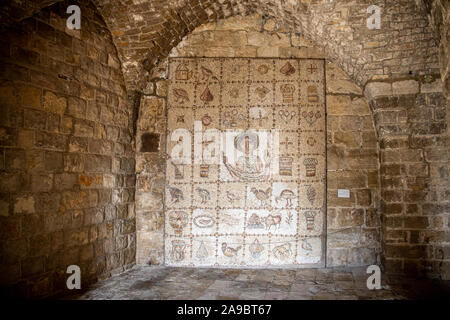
top-left (423, 0), bottom-right (450, 279)
top-left (136, 15), bottom-right (382, 267)
top-left (421, 1), bottom-right (449, 98)
top-left (366, 78), bottom-right (449, 279)
top-left (0, 0), bottom-right (136, 298)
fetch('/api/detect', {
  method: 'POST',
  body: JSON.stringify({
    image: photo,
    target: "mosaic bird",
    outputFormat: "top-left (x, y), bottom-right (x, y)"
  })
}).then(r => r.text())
top-left (250, 187), bottom-right (272, 206)
top-left (168, 187), bottom-right (184, 204)
top-left (275, 189), bottom-right (296, 208)
top-left (172, 88), bottom-right (189, 103)
top-left (302, 239), bottom-right (312, 252)
top-left (196, 188), bottom-right (211, 204)
top-left (226, 191), bottom-right (240, 203)
top-left (221, 242), bottom-right (241, 258)
top-left (200, 66), bottom-right (218, 81)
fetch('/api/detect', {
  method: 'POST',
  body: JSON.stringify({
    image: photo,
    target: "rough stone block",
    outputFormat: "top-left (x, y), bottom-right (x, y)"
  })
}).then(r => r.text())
top-left (334, 131), bottom-right (361, 148)
top-left (334, 208), bottom-right (364, 228)
top-left (63, 153), bottom-right (84, 172)
top-left (155, 80), bottom-right (167, 97)
top-left (61, 190), bottom-right (97, 210)
top-left (67, 97), bottom-right (86, 118)
top-left (24, 108), bottom-right (46, 130)
top-left (5, 149), bottom-right (26, 170)
top-left (84, 154), bottom-right (111, 173)
top-left (54, 173), bottom-right (78, 190)
top-left (78, 173), bottom-right (102, 188)
top-left (365, 208), bottom-right (379, 227)
top-left (247, 32), bottom-right (266, 46)
top-left (74, 119), bottom-right (94, 138)
top-left (356, 189), bottom-right (372, 206)
top-left (31, 173), bottom-right (53, 192)
top-left (327, 95), bottom-right (351, 115)
top-left (421, 79), bottom-right (442, 93)
top-left (404, 216), bottom-right (429, 229)
top-left (140, 133), bottom-right (160, 152)
top-left (0, 86), bottom-right (17, 108)
top-left (385, 244), bottom-right (426, 259)
top-left (216, 15), bottom-right (261, 31)
top-left (327, 190), bottom-right (356, 207)
top-left (364, 82), bottom-right (392, 99)
top-left (13, 195), bottom-right (35, 214)
top-left (392, 80), bottom-right (419, 95)
top-left (19, 85), bottom-right (41, 108)
top-left (89, 139), bottom-right (113, 154)
top-left (256, 46), bottom-right (278, 57)
top-left (35, 132), bottom-right (67, 150)
top-left (327, 79), bottom-right (362, 95)
top-left (44, 151), bottom-right (63, 171)
top-left (35, 192), bottom-right (60, 213)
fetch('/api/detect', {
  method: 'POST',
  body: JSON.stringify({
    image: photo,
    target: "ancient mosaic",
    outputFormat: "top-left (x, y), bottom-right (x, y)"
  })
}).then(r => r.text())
top-left (164, 58), bottom-right (326, 267)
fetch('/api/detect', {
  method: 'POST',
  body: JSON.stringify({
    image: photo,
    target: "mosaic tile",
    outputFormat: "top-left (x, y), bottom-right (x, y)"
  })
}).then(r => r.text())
top-left (167, 107), bottom-right (194, 130)
top-left (192, 182), bottom-right (218, 208)
top-left (274, 83), bottom-right (300, 106)
top-left (269, 236), bottom-right (297, 265)
top-left (274, 106), bottom-right (300, 130)
top-left (274, 59), bottom-right (300, 81)
top-left (192, 209), bottom-right (217, 235)
top-left (194, 106), bottom-right (221, 131)
top-left (220, 107), bottom-right (248, 130)
top-left (248, 106), bottom-right (273, 129)
top-left (222, 58), bottom-right (249, 82)
top-left (299, 131), bottom-right (326, 155)
top-left (249, 83), bottom-right (274, 106)
top-left (168, 82), bottom-right (196, 108)
top-left (222, 83), bottom-right (247, 107)
top-left (218, 182), bottom-right (246, 209)
top-left (191, 236), bottom-right (217, 266)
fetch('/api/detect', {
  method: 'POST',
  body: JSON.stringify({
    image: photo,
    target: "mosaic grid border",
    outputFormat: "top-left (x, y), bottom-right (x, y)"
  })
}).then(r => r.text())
top-left (163, 57), bottom-right (327, 268)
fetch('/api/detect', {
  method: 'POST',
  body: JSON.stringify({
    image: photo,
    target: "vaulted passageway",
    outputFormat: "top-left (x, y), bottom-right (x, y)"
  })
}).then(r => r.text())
top-left (0, 0), bottom-right (448, 299)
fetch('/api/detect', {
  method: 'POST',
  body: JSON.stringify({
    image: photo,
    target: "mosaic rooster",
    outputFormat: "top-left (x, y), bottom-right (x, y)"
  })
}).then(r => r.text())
top-left (250, 187), bottom-right (272, 206)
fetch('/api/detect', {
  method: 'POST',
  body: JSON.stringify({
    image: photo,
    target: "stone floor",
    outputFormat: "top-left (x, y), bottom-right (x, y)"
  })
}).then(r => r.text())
top-left (66, 266), bottom-right (450, 300)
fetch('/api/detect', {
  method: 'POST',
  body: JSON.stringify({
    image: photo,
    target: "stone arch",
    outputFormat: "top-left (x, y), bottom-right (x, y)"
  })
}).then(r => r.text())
top-left (130, 4), bottom-right (448, 278)
top-left (0, 1), bottom-right (440, 93)
top-left (91, 0), bottom-right (439, 94)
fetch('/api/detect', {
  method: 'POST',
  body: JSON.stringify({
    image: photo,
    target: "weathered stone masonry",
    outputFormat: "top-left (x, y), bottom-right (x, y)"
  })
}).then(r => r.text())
top-left (0, 0), bottom-right (136, 298)
top-left (366, 78), bottom-right (448, 278)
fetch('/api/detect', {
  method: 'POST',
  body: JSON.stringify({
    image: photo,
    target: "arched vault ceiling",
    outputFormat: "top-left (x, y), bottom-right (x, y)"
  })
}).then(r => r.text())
top-left (0, 0), bottom-right (440, 94)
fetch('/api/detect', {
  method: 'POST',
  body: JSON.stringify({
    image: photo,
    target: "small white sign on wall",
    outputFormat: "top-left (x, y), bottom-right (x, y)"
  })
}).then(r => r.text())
top-left (338, 189), bottom-right (350, 198)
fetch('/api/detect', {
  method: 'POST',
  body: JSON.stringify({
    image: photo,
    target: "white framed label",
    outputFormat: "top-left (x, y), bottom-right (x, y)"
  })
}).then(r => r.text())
top-left (338, 189), bottom-right (350, 198)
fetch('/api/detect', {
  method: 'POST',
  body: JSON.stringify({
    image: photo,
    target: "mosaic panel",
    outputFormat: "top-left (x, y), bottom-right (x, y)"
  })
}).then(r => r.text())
top-left (165, 58), bottom-right (326, 267)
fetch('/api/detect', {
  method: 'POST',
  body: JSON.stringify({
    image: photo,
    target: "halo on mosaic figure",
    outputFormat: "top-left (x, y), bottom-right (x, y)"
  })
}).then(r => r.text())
top-left (234, 132), bottom-right (259, 153)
